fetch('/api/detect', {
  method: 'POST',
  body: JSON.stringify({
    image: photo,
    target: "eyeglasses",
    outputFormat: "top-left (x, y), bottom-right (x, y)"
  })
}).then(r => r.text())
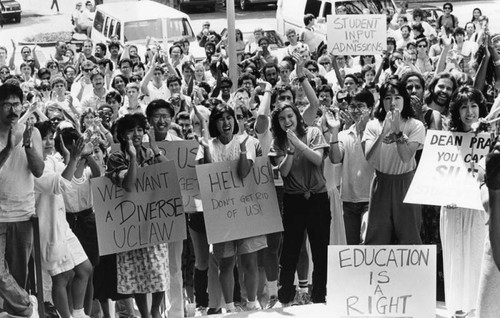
top-left (1, 102), bottom-right (23, 112)
top-left (152, 114), bottom-right (171, 120)
top-left (444, 7), bottom-right (451, 10)
top-left (0, 71), bottom-right (9, 75)
top-left (83, 68), bottom-right (93, 72)
top-left (319, 62), bottom-right (330, 66)
top-left (41, 87), bottom-right (51, 91)
top-left (130, 78), bottom-right (142, 82)
top-left (348, 103), bottom-right (368, 112)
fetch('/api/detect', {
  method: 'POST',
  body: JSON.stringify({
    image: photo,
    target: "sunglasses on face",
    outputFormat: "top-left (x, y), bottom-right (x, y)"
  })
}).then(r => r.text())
top-left (83, 68), bottom-right (93, 72)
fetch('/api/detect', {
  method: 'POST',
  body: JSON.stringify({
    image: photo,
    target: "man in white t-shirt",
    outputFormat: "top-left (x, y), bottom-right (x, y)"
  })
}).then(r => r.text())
top-left (0, 83), bottom-right (43, 318)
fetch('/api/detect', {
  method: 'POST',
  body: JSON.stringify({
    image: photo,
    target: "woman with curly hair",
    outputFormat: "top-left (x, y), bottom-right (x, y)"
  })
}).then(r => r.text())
top-left (269, 102), bottom-right (330, 305)
top-left (440, 85), bottom-right (488, 318)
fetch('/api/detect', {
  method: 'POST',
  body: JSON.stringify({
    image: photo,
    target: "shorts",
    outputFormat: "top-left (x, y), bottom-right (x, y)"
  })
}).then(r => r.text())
top-left (66, 209), bottom-right (99, 266)
top-left (213, 235), bottom-right (267, 259)
top-left (46, 234), bottom-right (88, 277)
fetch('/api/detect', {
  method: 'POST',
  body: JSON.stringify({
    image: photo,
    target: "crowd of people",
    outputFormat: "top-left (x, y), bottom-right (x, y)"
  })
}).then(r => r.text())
top-left (1, 1), bottom-right (500, 318)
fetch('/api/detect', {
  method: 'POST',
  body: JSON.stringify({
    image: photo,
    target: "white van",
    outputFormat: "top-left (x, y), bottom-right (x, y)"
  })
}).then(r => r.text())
top-left (276, 0), bottom-right (397, 39)
top-left (91, 0), bottom-right (204, 59)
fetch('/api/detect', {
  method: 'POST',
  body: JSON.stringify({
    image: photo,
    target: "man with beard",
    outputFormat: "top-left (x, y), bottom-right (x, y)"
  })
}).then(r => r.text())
top-left (144, 99), bottom-right (184, 318)
top-left (262, 63), bottom-right (279, 88)
top-left (424, 73), bottom-right (457, 128)
top-left (0, 83), bottom-right (44, 318)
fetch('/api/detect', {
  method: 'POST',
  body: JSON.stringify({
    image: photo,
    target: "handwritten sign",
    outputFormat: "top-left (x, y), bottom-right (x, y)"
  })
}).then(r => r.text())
top-left (327, 14), bottom-right (386, 55)
top-left (91, 161), bottom-right (186, 255)
top-left (404, 131), bottom-right (490, 210)
top-left (327, 245), bottom-right (436, 317)
top-left (196, 157), bottom-right (283, 244)
top-left (111, 140), bottom-right (202, 211)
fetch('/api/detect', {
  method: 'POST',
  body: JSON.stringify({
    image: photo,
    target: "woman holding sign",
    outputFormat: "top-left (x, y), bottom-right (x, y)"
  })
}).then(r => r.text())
top-left (440, 86), bottom-right (488, 318)
top-left (106, 113), bottom-right (169, 318)
top-left (361, 79), bottom-right (425, 244)
top-left (199, 103), bottom-right (266, 312)
top-left (269, 102), bottom-right (330, 305)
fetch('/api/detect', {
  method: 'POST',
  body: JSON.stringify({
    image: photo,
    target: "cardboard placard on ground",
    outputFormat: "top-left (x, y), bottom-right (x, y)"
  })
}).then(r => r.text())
top-left (111, 140), bottom-right (202, 211)
top-left (404, 131), bottom-right (490, 210)
top-left (91, 161), bottom-right (186, 255)
top-left (327, 245), bottom-right (436, 317)
top-left (196, 157), bottom-right (283, 244)
top-left (327, 14), bottom-right (386, 55)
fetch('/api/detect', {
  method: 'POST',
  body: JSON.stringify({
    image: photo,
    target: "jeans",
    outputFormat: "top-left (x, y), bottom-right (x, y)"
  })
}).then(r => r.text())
top-left (342, 201), bottom-right (369, 245)
top-left (0, 221), bottom-right (34, 317)
top-left (278, 192), bottom-right (331, 304)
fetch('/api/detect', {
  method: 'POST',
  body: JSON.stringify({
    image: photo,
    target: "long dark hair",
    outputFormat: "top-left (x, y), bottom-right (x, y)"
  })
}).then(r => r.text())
top-left (375, 80), bottom-right (415, 122)
top-left (115, 113), bottom-right (148, 153)
top-left (449, 86), bottom-right (487, 132)
top-left (270, 103), bottom-right (307, 150)
top-left (208, 103), bottom-right (239, 138)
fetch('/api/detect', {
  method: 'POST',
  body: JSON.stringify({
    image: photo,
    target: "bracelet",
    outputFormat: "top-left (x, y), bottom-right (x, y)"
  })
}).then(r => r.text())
top-left (240, 151), bottom-right (247, 155)
top-left (323, 129), bottom-right (329, 134)
top-left (395, 132), bottom-right (409, 144)
top-left (298, 76), bottom-right (307, 83)
top-left (264, 90), bottom-right (272, 94)
top-left (330, 141), bottom-right (338, 144)
top-left (494, 59), bottom-right (500, 67)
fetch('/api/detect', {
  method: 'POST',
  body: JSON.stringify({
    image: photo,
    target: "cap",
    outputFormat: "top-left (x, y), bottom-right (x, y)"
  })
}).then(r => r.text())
top-left (81, 60), bottom-right (95, 69)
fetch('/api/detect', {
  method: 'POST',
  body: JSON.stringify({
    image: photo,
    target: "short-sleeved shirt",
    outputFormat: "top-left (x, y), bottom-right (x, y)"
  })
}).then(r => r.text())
top-left (0, 130), bottom-right (35, 222)
top-left (63, 167), bottom-right (93, 213)
top-left (106, 146), bottom-right (157, 187)
top-left (209, 134), bottom-right (257, 163)
top-left (338, 125), bottom-right (374, 202)
top-left (269, 126), bottom-right (329, 195)
top-left (362, 118), bottom-right (425, 175)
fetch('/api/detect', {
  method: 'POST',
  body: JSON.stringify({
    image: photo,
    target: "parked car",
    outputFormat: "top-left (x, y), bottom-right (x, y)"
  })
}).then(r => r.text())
top-left (237, 0), bottom-right (277, 11)
top-left (179, 0), bottom-right (217, 12)
top-left (1, 0), bottom-right (21, 23)
top-left (406, 4), bottom-right (442, 28)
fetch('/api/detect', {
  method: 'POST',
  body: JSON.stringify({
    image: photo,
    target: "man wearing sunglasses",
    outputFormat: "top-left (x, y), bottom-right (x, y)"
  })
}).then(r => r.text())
top-left (0, 83), bottom-right (44, 318)
top-left (437, 2), bottom-right (459, 34)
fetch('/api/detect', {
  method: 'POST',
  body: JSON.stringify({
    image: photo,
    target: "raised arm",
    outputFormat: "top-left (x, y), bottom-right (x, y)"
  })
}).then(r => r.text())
top-left (254, 81), bottom-right (272, 134)
top-left (296, 54), bottom-right (320, 126)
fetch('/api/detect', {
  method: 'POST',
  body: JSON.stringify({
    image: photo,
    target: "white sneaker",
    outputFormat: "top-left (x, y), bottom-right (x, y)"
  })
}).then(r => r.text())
top-left (29, 295), bottom-right (39, 318)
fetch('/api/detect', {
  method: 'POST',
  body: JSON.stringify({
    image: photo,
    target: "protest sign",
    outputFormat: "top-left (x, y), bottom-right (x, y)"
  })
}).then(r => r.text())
top-left (91, 161), bottom-right (186, 255)
top-left (404, 131), bottom-right (490, 210)
top-left (327, 245), bottom-right (436, 318)
top-left (196, 157), bottom-right (283, 244)
top-left (111, 140), bottom-right (202, 211)
top-left (327, 14), bottom-right (386, 55)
